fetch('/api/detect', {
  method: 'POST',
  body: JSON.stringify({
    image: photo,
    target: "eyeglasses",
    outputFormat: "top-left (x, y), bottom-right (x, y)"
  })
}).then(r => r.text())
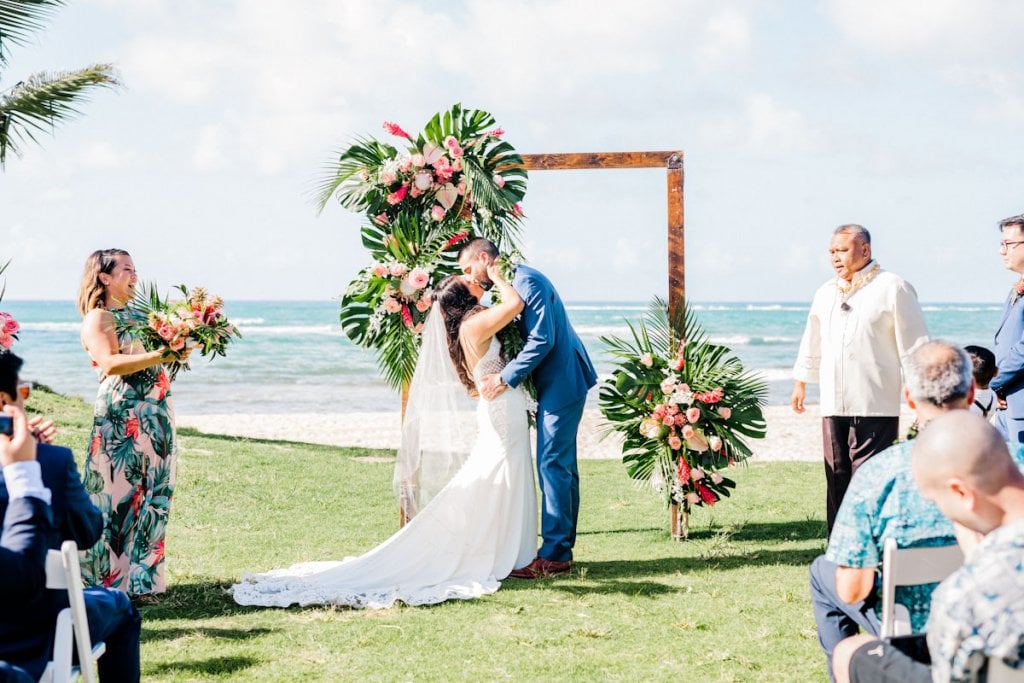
top-left (999, 240), bottom-right (1024, 251)
top-left (17, 383), bottom-right (30, 401)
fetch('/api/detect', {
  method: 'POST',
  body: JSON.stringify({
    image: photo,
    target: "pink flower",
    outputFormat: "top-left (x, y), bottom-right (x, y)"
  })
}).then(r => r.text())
top-left (451, 157), bottom-right (462, 172)
top-left (383, 297), bottom-right (401, 313)
top-left (409, 185), bottom-right (423, 198)
top-left (415, 298), bottom-right (431, 312)
top-left (433, 163), bottom-right (454, 183)
top-left (444, 135), bottom-right (464, 158)
top-left (660, 378), bottom-right (676, 395)
top-left (671, 357), bottom-right (685, 371)
top-left (413, 170), bottom-right (433, 191)
top-left (711, 472), bottom-right (724, 485)
top-left (512, 203), bottom-right (524, 217)
top-left (677, 383), bottom-right (690, 394)
top-left (170, 336), bottom-right (185, 352)
top-left (431, 205), bottom-right (447, 221)
top-left (485, 127), bottom-right (504, 138)
top-left (0, 313), bottom-right (18, 334)
top-left (677, 458), bottom-right (691, 484)
top-left (685, 492), bottom-right (701, 505)
top-left (493, 174), bottom-right (506, 189)
top-left (668, 435), bottom-right (682, 450)
top-left (383, 234), bottom-right (398, 249)
top-left (380, 171), bottom-right (397, 185)
top-left (686, 407), bottom-right (700, 424)
top-left (401, 304), bottom-right (414, 328)
top-left (157, 323), bottom-right (175, 341)
top-left (408, 267), bottom-right (429, 290)
top-left (662, 415), bottom-right (675, 427)
top-left (718, 407), bottom-right (732, 419)
top-left (690, 467), bottom-right (705, 482)
top-left (375, 213), bottom-right (390, 226)
top-left (383, 121), bottom-right (412, 140)
top-left (457, 180), bottom-right (467, 196)
top-left (681, 425), bottom-right (695, 440)
top-left (686, 430), bottom-right (710, 452)
top-left (413, 323), bottom-right (424, 334)
top-left (435, 183), bottom-right (458, 210)
top-left (708, 435), bottom-right (723, 452)
top-left (389, 263), bottom-right (408, 277)
top-left (398, 157), bottom-right (412, 173)
top-left (373, 264), bottom-right (388, 277)
top-left (411, 153), bottom-right (425, 167)
top-left (639, 353), bottom-right (653, 368)
top-left (0, 332), bottom-right (12, 349)
top-left (386, 185), bottom-right (408, 205)
top-left (444, 231), bottom-right (469, 248)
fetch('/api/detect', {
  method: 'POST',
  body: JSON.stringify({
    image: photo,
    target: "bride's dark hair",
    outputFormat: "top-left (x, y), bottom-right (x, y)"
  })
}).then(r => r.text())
top-left (433, 275), bottom-right (485, 392)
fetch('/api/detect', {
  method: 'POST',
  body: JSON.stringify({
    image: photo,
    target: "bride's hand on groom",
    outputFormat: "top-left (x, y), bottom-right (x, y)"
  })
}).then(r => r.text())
top-left (486, 262), bottom-right (507, 286)
top-left (480, 373), bottom-right (507, 401)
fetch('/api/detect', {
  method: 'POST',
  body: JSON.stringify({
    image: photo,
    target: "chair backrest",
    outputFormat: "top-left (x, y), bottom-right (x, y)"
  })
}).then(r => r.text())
top-left (41, 541), bottom-right (104, 683)
top-left (988, 656), bottom-right (1024, 683)
top-left (880, 537), bottom-right (964, 638)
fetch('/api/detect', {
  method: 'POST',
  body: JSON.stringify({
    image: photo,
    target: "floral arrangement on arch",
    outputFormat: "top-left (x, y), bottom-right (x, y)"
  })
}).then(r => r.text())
top-left (116, 284), bottom-right (242, 380)
top-left (599, 298), bottom-right (768, 538)
top-left (314, 104), bottom-right (527, 389)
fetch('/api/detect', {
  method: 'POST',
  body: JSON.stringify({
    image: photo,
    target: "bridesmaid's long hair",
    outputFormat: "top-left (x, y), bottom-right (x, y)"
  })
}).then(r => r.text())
top-left (77, 248), bottom-right (131, 316)
top-left (434, 275), bottom-right (485, 393)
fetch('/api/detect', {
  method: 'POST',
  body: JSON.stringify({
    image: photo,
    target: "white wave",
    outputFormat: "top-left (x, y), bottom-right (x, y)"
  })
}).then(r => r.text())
top-left (745, 304), bottom-right (809, 312)
top-left (921, 306), bottom-right (1001, 313)
top-left (566, 305), bottom-right (647, 311)
top-left (576, 325), bottom-right (633, 336)
top-left (240, 325), bottom-right (344, 336)
top-left (754, 368), bottom-right (795, 382)
top-left (19, 322), bottom-right (80, 332)
top-left (709, 334), bottom-right (751, 345)
top-left (232, 317), bottom-right (266, 325)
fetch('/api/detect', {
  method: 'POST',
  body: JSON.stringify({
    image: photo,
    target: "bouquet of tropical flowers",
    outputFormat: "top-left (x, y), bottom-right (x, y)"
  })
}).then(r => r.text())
top-left (0, 261), bottom-right (19, 349)
top-left (316, 104), bottom-right (528, 390)
top-left (116, 284), bottom-right (242, 380)
top-left (599, 298), bottom-right (768, 538)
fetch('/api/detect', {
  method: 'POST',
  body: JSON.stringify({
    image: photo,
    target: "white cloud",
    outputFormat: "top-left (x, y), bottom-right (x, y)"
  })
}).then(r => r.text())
top-left (700, 94), bottom-right (826, 159)
top-left (694, 7), bottom-right (752, 73)
top-left (191, 124), bottom-right (225, 171)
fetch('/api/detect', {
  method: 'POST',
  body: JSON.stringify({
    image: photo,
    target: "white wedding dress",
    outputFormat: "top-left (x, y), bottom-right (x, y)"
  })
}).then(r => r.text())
top-left (231, 337), bottom-right (537, 609)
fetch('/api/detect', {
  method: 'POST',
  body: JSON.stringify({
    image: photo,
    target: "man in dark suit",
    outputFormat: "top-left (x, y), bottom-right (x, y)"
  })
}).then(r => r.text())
top-left (463, 239), bottom-right (599, 578)
top-left (992, 213), bottom-right (1024, 442)
top-left (0, 402), bottom-right (51, 683)
top-left (0, 351), bottom-right (141, 682)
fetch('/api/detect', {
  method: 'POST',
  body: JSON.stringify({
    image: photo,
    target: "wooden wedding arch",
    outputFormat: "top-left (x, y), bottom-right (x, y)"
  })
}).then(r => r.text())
top-left (400, 150), bottom-right (688, 536)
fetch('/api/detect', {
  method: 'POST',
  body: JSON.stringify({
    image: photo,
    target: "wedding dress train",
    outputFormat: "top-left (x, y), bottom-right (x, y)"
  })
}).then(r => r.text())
top-left (231, 338), bottom-right (537, 609)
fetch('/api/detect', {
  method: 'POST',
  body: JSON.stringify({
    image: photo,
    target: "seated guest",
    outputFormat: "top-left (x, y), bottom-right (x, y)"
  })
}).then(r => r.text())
top-left (0, 401), bottom-right (53, 682)
top-left (833, 412), bottom-right (1024, 682)
top-left (810, 341), bottom-right (991, 677)
top-left (0, 351), bottom-right (141, 682)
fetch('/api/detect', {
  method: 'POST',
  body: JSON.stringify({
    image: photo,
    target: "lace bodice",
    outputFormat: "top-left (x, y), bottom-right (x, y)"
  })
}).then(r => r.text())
top-left (472, 337), bottom-right (505, 388)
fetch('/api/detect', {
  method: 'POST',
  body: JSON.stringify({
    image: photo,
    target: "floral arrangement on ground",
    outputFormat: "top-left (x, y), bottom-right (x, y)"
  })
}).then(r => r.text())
top-left (116, 283), bottom-right (242, 380)
top-left (599, 298), bottom-right (768, 532)
top-left (315, 103), bottom-right (528, 389)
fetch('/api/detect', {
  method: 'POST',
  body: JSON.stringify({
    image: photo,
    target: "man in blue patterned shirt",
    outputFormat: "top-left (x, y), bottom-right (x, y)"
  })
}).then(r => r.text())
top-left (832, 411), bottom-right (1024, 682)
top-left (809, 341), bottom-right (972, 677)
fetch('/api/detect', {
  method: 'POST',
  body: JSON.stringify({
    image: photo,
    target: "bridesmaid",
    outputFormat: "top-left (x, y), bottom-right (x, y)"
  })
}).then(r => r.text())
top-left (77, 249), bottom-right (189, 597)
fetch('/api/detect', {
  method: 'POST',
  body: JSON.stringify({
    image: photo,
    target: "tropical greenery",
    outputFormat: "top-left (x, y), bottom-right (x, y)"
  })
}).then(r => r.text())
top-left (0, 0), bottom-right (117, 165)
top-left (600, 298), bottom-right (768, 537)
top-left (316, 103), bottom-right (527, 389)
top-left (27, 385), bottom-right (830, 681)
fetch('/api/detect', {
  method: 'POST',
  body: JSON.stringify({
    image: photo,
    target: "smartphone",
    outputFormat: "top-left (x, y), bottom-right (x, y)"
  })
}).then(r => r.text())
top-left (0, 415), bottom-right (12, 437)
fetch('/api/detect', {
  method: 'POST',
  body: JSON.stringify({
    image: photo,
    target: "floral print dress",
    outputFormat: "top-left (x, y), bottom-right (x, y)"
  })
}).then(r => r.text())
top-left (81, 309), bottom-right (177, 595)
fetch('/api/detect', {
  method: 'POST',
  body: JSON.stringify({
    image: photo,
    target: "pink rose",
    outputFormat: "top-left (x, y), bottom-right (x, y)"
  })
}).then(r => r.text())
top-left (681, 425), bottom-right (695, 440)
top-left (718, 407), bottom-right (732, 419)
top-left (690, 467), bottom-right (705, 482)
top-left (711, 472), bottom-right (724, 485)
top-left (411, 153), bottom-right (425, 167)
top-left (389, 263), bottom-right (408, 277)
top-left (413, 323), bottom-right (424, 334)
top-left (1, 313), bottom-right (18, 334)
top-left (380, 171), bottom-right (397, 185)
top-left (668, 436), bottom-right (682, 450)
top-left (685, 492), bottom-right (701, 505)
top-left (660, 378), bottom-right (675, 395)
top-left (386, 185), bottom-right (408, 205)
top-left (0, 332), bottom-right (12, 349)
top-left (409, 185), bottom-right (423, 198)
top-left (170, 336), bottom-right (185, 351)
top-left (708, 436), bottom-right (723, 452)
top-left (415, 298), bottom-right (430, 313)
top-left (373, 264), bottom-right (388, 277)
top-left (431, 205), bottom-right (447, 222)
top-left (398, 157), bottom-right (412, 173)
top-left (639, 353), bottom-right (653, 368)
top-left (383, 297), bottom-right (401, 313)
top-left (444, 135), bottom-right (464, 158)
top-left (686, 407), bottom-right (700, 424)
top-left (451, 157), bottom-right (462, 171)
top-left (408, 267), bottom-right (429, 290)
top-left (157, 324), bottom-right (175, 341)
top-left (662, 415), bottom-right (675, 427)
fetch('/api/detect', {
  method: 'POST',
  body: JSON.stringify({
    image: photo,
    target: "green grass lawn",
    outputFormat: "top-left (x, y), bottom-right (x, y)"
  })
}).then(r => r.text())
top-left (28, 386), bottom-right (830, 681)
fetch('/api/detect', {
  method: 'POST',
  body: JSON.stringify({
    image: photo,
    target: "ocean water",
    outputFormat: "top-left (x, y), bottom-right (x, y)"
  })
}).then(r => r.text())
top-left (5, 300), bottom-right (1004, 415)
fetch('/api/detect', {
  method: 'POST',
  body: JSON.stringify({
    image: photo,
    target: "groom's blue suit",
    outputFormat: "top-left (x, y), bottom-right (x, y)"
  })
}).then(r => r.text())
top-left (993, 289), bottom-right (1024, 441)
top-left (500, 265), bottom-right (597, 563)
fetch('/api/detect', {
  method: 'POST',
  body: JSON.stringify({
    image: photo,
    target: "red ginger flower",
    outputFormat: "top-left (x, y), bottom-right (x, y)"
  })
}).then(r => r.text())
top-left (445, 231), bottom-right (470, 248)
top-left (383, 121), bottom-right (412, 140)
top-left (402, 304), bottom-right (414, 328)
top-left (696, 482), bottom-right (717, 505)
top-left (676, 458), bottom-right (691, 485)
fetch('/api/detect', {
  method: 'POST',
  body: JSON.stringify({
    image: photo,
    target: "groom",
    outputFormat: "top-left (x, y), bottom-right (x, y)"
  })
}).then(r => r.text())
top-left (458, 238), bottom-right (598, 579)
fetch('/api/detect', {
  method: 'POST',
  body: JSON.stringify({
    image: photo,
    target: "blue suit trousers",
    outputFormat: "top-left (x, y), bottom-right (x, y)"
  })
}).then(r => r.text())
top-left (536, 395), bottom-right (587, 563)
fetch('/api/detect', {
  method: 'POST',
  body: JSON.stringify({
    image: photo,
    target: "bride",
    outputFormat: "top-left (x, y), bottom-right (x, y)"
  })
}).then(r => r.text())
top-left (231, 263), bottom-right (537, 609)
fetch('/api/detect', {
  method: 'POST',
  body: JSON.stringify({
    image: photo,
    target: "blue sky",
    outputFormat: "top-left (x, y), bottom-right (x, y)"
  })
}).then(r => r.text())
top-left (1, 0), bottom-right (1022, 302)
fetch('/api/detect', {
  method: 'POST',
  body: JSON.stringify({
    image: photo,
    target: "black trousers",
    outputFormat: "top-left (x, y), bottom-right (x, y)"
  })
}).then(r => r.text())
top-left (822, 416), bottom-right (900, 536)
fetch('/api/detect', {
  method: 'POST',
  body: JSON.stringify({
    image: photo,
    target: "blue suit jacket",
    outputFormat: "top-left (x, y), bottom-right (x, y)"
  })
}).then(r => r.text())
top-left (0, 495), bottom-right (52, 675)
top-left (500, 265), bottom-right (598, 411)
top-left (992, 291), bottom-right (1024, 421)
top-left (0, 445), bottom-right (102, 678)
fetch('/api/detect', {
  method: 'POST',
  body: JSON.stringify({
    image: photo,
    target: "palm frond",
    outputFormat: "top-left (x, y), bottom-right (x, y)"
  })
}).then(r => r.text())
top-left (0, 0), bottom-right (65, 65)
top-left (0, 63), bottom-right (118, 164)
top-left (311, 136), bottom-right (397, 215)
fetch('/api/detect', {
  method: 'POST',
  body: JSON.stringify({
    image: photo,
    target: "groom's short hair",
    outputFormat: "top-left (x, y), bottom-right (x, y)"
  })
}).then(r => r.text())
top-left (458, 238), bottom-right (498, 262)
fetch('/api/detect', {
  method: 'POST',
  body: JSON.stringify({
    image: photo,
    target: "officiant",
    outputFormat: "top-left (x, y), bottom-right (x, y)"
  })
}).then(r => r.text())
top-left (790, 224), bottom-right (929, 537)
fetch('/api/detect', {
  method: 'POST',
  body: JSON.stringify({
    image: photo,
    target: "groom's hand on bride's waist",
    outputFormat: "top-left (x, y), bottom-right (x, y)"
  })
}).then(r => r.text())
top-left (480, 374), bottom-right (507, 401)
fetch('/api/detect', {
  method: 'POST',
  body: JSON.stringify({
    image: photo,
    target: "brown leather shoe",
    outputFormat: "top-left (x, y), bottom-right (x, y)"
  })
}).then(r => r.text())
top-left (507, 557), bottom-right (572, 579)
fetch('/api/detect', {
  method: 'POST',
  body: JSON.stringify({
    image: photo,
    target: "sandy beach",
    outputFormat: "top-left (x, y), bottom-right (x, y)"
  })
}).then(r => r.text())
top-left (178, 404), bottom-right (916, 463)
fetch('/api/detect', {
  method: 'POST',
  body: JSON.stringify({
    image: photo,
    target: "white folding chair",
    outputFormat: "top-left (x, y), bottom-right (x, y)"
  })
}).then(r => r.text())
top-left (880, 537), bottom-right (964, 638)
top-left (39, 540), bottom-right (106, 683)
top-left (988, 656), bottom-right (1024, 683)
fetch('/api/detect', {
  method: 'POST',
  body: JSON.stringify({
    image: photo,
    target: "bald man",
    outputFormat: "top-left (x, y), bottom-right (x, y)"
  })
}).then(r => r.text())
top-left (832, 412), bottom-right (1024, 683)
